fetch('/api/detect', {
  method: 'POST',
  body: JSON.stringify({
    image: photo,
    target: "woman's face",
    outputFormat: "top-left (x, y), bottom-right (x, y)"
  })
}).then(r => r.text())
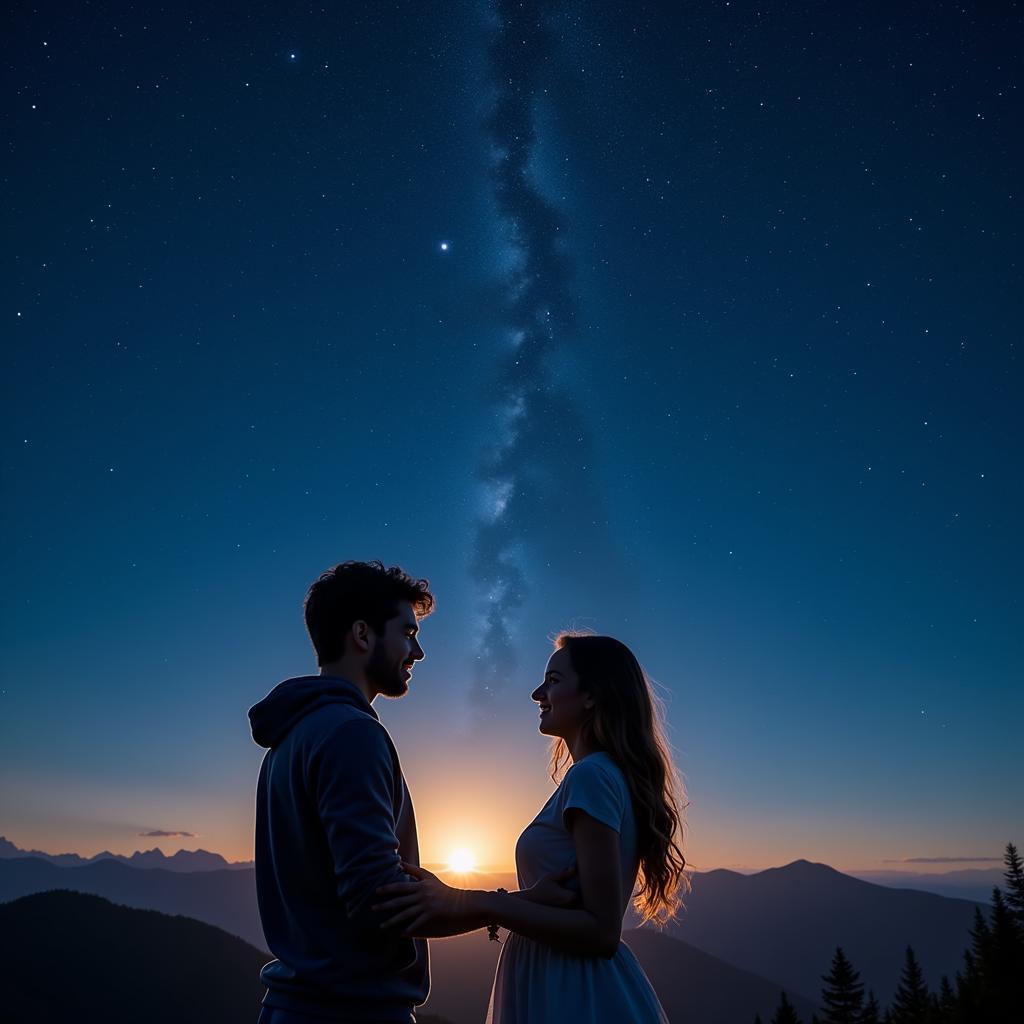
top-left (531, 647), bottom-right (593, 739)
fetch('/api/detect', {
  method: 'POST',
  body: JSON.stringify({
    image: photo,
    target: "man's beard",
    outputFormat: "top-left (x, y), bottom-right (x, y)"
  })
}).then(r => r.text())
top-left (367, 643), bottom-right (408, 698)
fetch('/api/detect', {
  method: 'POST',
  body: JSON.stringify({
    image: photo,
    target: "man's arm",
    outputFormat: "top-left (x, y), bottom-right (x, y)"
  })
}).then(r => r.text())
top-left (313, 717), bottom-right (413, 929)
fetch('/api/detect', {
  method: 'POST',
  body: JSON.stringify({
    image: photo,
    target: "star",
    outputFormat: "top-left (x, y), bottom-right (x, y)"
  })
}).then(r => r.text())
top-left (439, 241), bottom-right (450, 252)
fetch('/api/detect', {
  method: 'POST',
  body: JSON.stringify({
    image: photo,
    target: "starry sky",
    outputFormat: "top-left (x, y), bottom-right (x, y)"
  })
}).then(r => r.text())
top-left (2, 1), bottom-right (1021, 873)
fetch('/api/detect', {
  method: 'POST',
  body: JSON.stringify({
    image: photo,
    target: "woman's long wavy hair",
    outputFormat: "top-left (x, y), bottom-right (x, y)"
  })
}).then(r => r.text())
top-left (550, 632), bottom-right (688, 925)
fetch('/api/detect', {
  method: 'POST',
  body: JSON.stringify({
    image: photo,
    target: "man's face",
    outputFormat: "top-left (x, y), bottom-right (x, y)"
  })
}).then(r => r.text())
top-left (366, 600), bottom-right (424, 699)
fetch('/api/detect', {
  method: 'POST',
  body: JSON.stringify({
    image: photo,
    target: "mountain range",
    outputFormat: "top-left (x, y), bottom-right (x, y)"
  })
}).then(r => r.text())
top-left (4, 835), bottom-right (998, 902)
top-left (0, 855), bottom-right (267, 949)
top-left (0, 835), bottom-right (253, 872)
top-left (656, 860), bottom-right (983, 1005)
top-left (0, 854), bottom-right (988, 1019)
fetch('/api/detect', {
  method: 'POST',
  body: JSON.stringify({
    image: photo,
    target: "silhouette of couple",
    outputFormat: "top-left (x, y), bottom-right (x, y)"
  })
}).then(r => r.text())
top-left (249, 560), bottom-right (686, 1024)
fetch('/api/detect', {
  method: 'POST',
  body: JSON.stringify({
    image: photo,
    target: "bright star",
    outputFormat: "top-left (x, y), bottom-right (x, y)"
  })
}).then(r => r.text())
top-left (439, 241), bottom-right (450, 252)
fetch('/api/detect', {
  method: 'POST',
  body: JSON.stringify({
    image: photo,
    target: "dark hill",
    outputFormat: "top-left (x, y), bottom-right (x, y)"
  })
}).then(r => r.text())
top-left (0, 891), bottom-right (454, 1024)
top-left (0, 890), bottom-right (268, 1023)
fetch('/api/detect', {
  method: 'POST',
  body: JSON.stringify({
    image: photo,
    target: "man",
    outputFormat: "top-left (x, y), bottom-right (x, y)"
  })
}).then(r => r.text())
top-left (248, 560), bottom-right (435, 1024)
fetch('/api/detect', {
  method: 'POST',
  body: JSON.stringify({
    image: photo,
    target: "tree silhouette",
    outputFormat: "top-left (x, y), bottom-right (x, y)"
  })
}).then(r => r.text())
top-left (770, 990), bottom-right (803, 1024)
top-left (939, 843), bottom-right (1024, 1023)
top-left (889, 947), bottom-right (930, 1024)
top-left (820, 947), bottom-right (865, 1024)
top-left (1003, 843), bottom-right (1024, 925)
top-left (935, 976), bottom-right (956, 1023)
top-left (952, 906), bottom-right (991, 1020)
top-left (861, 990), bottom-right (881, 1024)
top-left (987, 887), bottom-right (1022, 1020)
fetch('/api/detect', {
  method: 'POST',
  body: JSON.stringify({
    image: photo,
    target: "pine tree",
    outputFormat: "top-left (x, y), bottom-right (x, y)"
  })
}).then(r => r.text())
top-left (987, 887), bottom-right (1022, 1020)
top-left (952, 906), bottom-right (992, 1019)
top-left (954, 958), bottom-right (980, 1024)
top-left (935, 976), bottom-right (956, 1024)
top-left (861, 990), bottom-right (881, 1024)
top-left (771, 990), bottom-right (802, 1024)
top-left (968, 905), bottom-right (992, 984)
top-left (889, 946), bottom-right (930, 1024)
top-left (999, 839), bottom-right (1024, 1023)
top-left (1003, 842), bottom-right (1024, 924)
top-left (948, 875), bottom-right (1024, 1023)
top-left (820, 947), bottom-right (866, 1024)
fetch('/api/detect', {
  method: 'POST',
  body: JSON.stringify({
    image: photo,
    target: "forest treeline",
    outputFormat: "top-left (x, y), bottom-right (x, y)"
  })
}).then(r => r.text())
top-left (754, 842), bottom-right (1024, 1024)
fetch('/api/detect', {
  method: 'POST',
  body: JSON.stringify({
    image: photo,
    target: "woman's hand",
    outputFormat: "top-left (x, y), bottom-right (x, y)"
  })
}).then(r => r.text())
top-left (374, 862), bottom-right (478, 936)
top-left (517, 865), bottom-right (579, 908)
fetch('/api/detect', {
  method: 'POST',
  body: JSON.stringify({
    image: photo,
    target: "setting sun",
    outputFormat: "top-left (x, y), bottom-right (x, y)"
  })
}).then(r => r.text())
top-left (447, 848), bottom-right (477, 873)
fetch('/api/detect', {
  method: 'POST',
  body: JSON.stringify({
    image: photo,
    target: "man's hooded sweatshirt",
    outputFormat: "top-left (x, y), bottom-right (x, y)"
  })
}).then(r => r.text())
top-left (249, 675), bottom-right (429, 1023)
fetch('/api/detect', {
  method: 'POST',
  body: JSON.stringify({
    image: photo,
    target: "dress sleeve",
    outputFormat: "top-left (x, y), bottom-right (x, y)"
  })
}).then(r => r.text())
top-left (560, 758), bottom-right (627, 834)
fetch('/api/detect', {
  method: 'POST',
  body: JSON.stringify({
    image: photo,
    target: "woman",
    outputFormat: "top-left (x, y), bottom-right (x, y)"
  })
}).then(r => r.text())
top-left (374, 632), bottom-right (687, 1023)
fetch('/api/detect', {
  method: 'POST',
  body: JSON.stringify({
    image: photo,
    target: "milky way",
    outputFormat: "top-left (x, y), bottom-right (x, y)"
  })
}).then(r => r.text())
top-left (470, 0), bottom-right (612, 708)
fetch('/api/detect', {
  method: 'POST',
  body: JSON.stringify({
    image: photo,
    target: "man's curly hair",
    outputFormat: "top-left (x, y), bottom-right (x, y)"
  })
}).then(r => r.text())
top-left (303, 560), bottom-right (435, 665)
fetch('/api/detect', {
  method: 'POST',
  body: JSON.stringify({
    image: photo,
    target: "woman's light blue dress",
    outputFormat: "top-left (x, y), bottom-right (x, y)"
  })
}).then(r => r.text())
top-left (486, 752), bottom-right (669, 1024)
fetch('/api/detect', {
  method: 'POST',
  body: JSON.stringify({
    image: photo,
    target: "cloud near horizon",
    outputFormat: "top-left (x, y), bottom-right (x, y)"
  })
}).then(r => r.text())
top-left (882, 856), bottom-right (1002, 864)
top-left (137, 830), bottom-right (197, 838)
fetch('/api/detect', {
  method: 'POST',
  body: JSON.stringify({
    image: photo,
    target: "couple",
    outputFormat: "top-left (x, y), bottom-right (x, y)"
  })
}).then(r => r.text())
top-left (248, 560), bottom-right (687, 1024)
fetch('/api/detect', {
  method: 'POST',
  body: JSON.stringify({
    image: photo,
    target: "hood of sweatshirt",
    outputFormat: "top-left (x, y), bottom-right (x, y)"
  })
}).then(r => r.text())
top-left (248, 675), bottom-right (376, 748)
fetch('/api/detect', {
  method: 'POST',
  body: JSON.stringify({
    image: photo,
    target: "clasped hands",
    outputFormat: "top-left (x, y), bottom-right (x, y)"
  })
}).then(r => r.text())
top-left (373, 861), bottom-right (578, 937)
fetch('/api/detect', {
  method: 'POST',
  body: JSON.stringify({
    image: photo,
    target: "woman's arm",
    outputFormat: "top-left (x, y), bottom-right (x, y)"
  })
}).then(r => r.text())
top-left (374, 810), bottom-right (624, 958)
top-left (482, 809), bottom-right (623, 957)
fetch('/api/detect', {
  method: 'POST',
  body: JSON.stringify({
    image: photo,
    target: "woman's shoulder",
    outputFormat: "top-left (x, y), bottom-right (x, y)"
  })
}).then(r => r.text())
top-left (563, 751), bottom-right (629, 793)
top-left (558, 752), bottom-right (631, 831)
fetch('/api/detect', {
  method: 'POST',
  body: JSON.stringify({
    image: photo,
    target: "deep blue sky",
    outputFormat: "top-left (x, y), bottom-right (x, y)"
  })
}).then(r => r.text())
top-left (2, 1), bottom-right (1020, 870)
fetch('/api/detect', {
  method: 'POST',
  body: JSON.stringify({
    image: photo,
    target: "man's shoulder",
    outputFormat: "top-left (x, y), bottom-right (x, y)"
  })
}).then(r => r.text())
top-left (300, 703), bottom-right (396, 757)
top-left (305, 700), bottom-right (377, 725)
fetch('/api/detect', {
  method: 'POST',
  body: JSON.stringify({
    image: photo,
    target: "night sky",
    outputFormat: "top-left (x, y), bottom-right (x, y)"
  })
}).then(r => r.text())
top-left (3, 1), bottom-right (1021, 872)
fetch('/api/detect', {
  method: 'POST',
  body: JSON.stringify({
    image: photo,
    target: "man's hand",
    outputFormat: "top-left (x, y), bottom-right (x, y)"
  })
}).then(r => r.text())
top-left (374, 862), bottom-right (481, 937)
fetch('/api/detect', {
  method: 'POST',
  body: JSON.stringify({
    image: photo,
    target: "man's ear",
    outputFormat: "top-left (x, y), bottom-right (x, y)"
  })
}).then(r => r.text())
top-left (350, 619), bottom-right (373, 654)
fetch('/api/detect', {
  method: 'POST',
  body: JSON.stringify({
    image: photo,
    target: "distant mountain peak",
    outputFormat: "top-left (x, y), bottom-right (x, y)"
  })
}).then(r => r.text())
top-left (0, 837), bottom-right (251, 872)
top-left (778, 858), bottom-right (838, 873)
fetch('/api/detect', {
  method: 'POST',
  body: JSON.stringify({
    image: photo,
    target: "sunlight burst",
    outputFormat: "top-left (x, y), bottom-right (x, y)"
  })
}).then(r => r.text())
top-left (447, 847), bottom-right (477, 873)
